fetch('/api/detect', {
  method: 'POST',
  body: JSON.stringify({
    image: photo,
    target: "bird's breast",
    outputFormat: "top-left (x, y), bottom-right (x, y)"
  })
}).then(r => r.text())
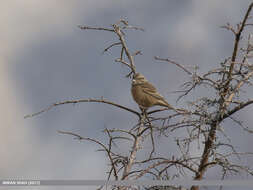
top-left (131, 84), bottom-right (154, 108)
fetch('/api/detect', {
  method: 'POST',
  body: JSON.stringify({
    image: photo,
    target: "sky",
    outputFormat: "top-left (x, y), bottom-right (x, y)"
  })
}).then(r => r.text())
top-left (1, 0), bottom-right (253, 190)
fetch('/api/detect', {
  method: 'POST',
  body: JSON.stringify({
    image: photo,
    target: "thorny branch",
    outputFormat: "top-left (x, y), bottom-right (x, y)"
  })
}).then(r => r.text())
top-left (78, 19), bottom-right (141, 77)
top-left (151, 3), bottom-right (253, 190)
top-left (24, 98), bottom-right (140, 119)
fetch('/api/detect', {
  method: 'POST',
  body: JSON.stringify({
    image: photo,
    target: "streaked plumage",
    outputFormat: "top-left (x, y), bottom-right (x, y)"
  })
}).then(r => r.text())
top-left (131, 72), bottom-right (173, 110)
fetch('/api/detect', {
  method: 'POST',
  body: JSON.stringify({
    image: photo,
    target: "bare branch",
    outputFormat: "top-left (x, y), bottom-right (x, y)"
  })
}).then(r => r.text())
top-left (220, 23), bottom-right (237, 35)
top-left (115, 58), bottom-right (133, 69)
top-left (113, 24), bottom-right (136, 73)
top-left (103, 42), bottom-right (122, 54)
top-left (132, 50), bottom-right (142, 57)
top-left (222, 99), bottom-right (253, 122)
top-left (223, 2), bottom-right (253, 97)
top-left (58, 130), bottom-right (107, 148)
top-left (117, 19), bottom-right (145, 32)
top-left (154, 56), bottom-right (193, 75)
top-left (122, 116), bottom-right (146, 180)
top-left (24, 98), bottom-right (140, 118)
top-left (106, 129), bottom-right (137, 140)
top-left (58, 130), bottom-right (119, 180)
top-left (122, 25), bottom-right (145, 32)
top-left (78, 25), bottom-right (114, 32)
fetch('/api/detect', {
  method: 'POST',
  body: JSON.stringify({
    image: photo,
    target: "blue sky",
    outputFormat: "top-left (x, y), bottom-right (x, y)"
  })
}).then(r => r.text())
top-left (1, 1), bottom-right (253, 190)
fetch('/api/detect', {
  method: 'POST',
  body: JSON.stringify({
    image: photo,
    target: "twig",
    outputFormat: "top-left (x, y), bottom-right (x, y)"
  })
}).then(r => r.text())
top-left (103, 42), bottom-right (122, 54)
top-left (115, 59), bottom-right (133, 70)
top-left (78, 25), bottom-right (114, 32)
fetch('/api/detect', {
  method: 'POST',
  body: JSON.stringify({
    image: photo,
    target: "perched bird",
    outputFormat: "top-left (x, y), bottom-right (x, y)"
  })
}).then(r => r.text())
top-left (131, 72), bottom-right (174, 111)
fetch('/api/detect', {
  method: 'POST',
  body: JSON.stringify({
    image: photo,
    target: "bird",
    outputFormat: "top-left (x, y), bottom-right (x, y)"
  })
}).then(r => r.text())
top-left (131, 72), bottom-right (174, 111)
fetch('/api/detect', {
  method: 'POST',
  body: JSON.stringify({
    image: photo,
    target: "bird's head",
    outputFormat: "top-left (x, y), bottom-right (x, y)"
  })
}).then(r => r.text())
top-left (132, 72), bottom-right (148, 85)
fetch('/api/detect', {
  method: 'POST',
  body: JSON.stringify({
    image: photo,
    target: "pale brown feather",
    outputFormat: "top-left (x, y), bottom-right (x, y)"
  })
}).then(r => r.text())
top-left (131, 73), bottom-right (173, 110)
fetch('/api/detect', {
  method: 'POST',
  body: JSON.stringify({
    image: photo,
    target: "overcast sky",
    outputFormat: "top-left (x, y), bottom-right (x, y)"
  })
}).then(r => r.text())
top-left (1, 1), bottom-right (253, 190)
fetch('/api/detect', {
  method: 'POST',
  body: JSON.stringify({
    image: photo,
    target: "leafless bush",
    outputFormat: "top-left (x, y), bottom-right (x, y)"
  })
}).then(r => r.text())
top-left (25, 3), bottom-right (253, 190)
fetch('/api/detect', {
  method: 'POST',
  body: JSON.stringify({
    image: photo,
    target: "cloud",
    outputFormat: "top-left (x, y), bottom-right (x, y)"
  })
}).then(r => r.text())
top-left (0, 0), bottom-right (117, 180)
top-left (0, 57), bottom-right (37, 174)
top-left (0, 0), bottom-right (125, 57)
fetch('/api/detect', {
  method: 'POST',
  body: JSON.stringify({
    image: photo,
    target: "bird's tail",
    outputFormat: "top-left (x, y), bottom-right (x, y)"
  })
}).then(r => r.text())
top-left (158, 101), bottom-right (188, 114)
top-left (157, 100), bottom-right (174, 109)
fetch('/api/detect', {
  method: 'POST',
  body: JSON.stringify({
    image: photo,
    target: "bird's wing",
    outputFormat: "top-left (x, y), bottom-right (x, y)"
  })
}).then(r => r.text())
top-left (141, 81), bottom-right (157, 92)
top-left (141, 82), bottom-right (167, 101)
